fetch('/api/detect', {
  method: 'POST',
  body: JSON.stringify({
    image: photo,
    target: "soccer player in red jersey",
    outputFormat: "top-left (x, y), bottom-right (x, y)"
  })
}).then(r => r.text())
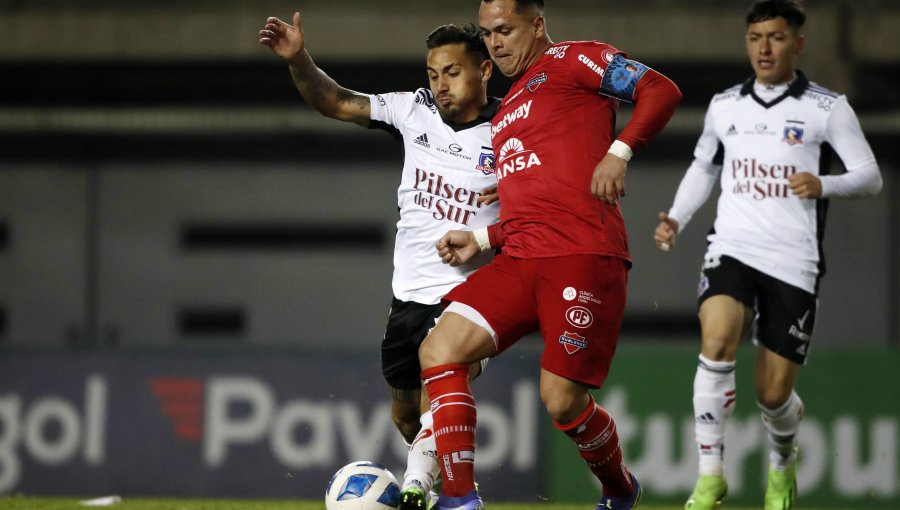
top-left (419, 1), bottom-right (682, 509)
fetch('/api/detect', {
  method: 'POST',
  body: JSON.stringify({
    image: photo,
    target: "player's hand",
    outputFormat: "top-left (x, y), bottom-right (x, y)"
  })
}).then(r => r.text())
top-left (436, 230), bottom-right (480, 267)
top-left (478, 185), bottom-right (499, 206)
top-left (591, 153), bottom-right (627, 205)
top-left (259, 12), bottom-right (305, 65)
top-left (788, 172), bottom-right (822, 199)
top-left (654, 211), bottom-right (679, 252)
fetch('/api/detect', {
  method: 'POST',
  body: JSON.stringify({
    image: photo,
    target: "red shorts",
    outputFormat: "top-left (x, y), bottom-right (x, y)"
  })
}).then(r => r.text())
top-left (444, 253), bottom-right (628, 388)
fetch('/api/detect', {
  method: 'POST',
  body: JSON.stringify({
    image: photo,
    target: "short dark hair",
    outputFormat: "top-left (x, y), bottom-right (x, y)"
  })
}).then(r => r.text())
top-left (426, 23), bottom-right (490, 62)
top-left (482, 0), bottom-right (544, 13)
top-left (746, 0), bottom-right (806, 29)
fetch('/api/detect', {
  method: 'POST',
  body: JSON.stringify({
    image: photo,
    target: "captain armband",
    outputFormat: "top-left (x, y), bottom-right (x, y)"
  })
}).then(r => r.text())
top-left (607, 140), bottom-right (633, 162)
top-left (599, 53), bottom-right (650, 103)
top-left (473, 227), bottom-right (492, 252)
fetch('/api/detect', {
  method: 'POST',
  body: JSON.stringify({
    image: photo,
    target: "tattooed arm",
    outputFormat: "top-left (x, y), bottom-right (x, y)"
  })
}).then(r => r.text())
top-left (260, 12), bottom-right (371, 127)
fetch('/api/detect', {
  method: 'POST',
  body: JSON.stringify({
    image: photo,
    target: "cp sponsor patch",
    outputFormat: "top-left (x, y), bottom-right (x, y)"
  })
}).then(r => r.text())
top-left (565, 306), bottom-right (593, 328)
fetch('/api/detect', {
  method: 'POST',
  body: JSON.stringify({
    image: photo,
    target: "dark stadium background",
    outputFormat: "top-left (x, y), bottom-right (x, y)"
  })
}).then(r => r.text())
top-left (0, 0), bottom-right (897, 507)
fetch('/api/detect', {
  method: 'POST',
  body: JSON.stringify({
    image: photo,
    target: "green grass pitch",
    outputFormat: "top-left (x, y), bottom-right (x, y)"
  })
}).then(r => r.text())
top-left (0, 497), bottom-right (862, 510)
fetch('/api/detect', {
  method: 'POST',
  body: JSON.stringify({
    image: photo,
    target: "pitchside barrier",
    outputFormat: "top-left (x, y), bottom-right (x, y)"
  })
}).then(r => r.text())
top-left (0, 345), bottom-right (897, 507)
top-left (548, 345), bottom-right (900, 508)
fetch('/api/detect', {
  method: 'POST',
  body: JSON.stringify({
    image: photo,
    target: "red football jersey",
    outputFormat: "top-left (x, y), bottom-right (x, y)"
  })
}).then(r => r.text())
top-left (492, 41), bottom-right (630, 261)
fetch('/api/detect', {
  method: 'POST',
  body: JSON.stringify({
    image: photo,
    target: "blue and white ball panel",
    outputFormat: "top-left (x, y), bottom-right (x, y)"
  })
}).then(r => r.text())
top-left (324, 460), bottom-right (401, 510)
top-left (337, 474), bottom-right (379, 501)
top-left (377, 480), bottom-right (400, 506)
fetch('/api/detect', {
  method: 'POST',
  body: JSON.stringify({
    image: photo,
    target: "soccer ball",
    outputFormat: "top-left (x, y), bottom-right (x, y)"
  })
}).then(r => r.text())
top-left (325, 461), bottom-right (401, 510)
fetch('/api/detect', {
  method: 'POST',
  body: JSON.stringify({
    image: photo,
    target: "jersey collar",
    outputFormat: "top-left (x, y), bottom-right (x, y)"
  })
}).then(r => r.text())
top-left (740, 70), bottom-right (809, 109)
top-left (443, 97), bottom-right (502, 132)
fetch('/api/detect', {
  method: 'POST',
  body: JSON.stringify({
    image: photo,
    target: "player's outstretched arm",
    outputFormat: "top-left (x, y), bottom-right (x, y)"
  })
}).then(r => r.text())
top-left (436, 230), bottom-right (481, 267)
top-left (592, 69), bottom-right (682, 205)
top-left (259, 12), bottom-right (370, 126)
top-left (654, 211), bottom-right (679, 252)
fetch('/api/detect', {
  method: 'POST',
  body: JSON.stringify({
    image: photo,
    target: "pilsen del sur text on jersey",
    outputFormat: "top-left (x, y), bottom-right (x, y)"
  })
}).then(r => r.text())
top-left (731, 158), bottom-right (800, 200)
top-left (413, 168), bottom-right (489, 226)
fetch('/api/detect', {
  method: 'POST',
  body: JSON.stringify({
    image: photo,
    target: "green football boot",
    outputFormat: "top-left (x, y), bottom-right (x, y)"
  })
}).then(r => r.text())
top-left (684, 474), bottom-right (728, 510)
top-left (399, 485), bottom-right (429, 510)
top-left (765, 449), bottom-right (798, 510)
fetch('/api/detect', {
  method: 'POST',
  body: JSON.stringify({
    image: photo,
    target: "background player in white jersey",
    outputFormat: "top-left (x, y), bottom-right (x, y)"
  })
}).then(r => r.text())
top-left (653, 2), bottom-right (882, 509)
top-left (259, 14), bottom-right (501, 510)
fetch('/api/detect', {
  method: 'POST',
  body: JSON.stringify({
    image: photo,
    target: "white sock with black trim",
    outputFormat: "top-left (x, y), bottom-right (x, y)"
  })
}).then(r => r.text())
top-left (759, 391), bottom-right (803, 470)
top-left (693, 354), bottom-right (737, 476)
top-left (402, 410), bottom-right (439, 493)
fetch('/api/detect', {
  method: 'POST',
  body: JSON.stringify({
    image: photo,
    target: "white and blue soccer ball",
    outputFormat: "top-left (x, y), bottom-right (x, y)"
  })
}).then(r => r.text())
top-left (325, 461), bottom-right (401, 510)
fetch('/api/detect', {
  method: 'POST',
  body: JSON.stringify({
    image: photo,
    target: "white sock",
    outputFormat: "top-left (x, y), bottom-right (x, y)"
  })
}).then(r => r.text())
top-left (759, 391), bottom-right (803, 470)
top-left (693, 354), bottom-right (736, 476)
top-left (402, 410), bottom-right (440, 493)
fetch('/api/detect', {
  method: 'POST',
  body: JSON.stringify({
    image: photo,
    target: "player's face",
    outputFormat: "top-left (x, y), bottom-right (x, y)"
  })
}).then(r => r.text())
top-left (427, 43), bottom-right (490, 123)
top-left (479, 0), bottom-right (544, 79)
top-left (746, 16), bottom-right (805, 86)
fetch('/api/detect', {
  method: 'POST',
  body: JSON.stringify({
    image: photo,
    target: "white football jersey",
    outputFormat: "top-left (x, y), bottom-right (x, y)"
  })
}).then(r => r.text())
top-left (669, 72), bottom-right (880, 293)
top-left (369, 89), bottom-right (500, 305)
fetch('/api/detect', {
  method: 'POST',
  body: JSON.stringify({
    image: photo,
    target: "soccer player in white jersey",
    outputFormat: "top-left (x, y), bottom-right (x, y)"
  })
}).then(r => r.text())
top-left (653, 1), bottom-right (882, 509)
top-left (259, 15), bottom-right (501, 510)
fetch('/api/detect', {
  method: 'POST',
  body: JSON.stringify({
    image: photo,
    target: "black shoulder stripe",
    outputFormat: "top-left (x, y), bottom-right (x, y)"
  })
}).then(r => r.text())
top-left (713, 142), bottom-right (725, 166)
top-left (368, 119), bottom-right (402, 141)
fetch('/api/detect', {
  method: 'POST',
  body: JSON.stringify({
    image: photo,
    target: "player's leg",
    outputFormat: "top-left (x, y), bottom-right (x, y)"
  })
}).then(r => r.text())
top-left (687, 256), bottom-right (755, 510)
top-left (694, 295), bottom-right (751, 470)
top-left (754, 276), bottom-right (815, 510)
top-left (420, 254), bottom-right (536, 510)
top-left (382, 298), bottom-right (430, 442)
top-left (756, 349), bottom-right (803, 510)
top-left (544, 370), bottom-right (641, 509)
top-left (404, 358), bottom-right (488, 507)
top-left (535, 255), bottom-right (639, 509)
top-left (381, 298), bottom-right (440, 444)
top-left (756, 347), bottom-right (803, 467)
top-left (390, 387), bottom-right (422, 443)
top-left (380, 297), bottom-right (446, 510)
top-left (420, 311), bottom-right (496, 509)
top-left (399, 390), bottom-right (439, 510)
top-left (402, 357), bottom-right (487, 509)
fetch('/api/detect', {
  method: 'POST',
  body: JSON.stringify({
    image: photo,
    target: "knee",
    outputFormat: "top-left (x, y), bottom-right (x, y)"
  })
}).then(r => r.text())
top-left (540, 388), bottom-right (588, 423)
top-left (756, 389), bottom-right (791, 411)
top-left (418, 335), bottom-right (447, 370)
top-left (701, 337), bottom-right (737, 361)
top-left (418, 326), bottom-right (487, 370)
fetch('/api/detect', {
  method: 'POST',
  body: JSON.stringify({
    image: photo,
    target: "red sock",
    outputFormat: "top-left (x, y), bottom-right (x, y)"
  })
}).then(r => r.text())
top-left (554, 397), bottom-right (633, 498)
top-left (422, 364), bottom-right (476, 497)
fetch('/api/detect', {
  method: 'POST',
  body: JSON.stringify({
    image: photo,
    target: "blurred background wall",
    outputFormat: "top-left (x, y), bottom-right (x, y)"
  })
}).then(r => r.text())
top-left (1, 0), bottom-right (896, 350)
top-left (0, 0), bottom-right (898, 505)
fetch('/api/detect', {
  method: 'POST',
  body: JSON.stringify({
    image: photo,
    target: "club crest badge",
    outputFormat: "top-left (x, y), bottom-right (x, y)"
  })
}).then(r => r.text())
top-left (783, 120), bottom-right (805, 145)
top-left (527, 72), bottom-right (548, 92)
top-left (558, 331), bottom-right (588, 355)
top-left (476, 150), bottom-right (496, 175)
